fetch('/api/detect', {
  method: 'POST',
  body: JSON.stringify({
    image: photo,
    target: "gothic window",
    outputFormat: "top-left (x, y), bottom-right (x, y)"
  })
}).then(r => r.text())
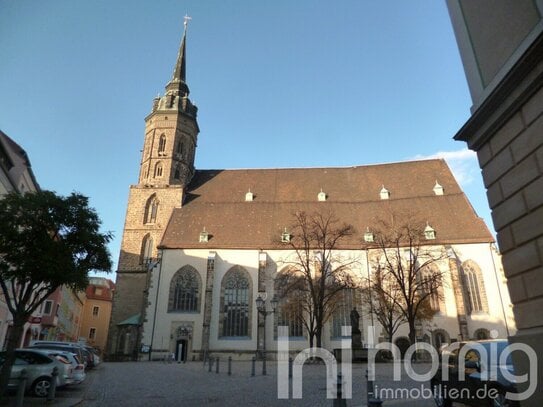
top-left (220, 267), bottom-right (251, 337)
top-left (331, 289), bottom-right (360, 338)
top-left (462, 261), bottom-right (488, 313)
top-left (168, 266), bottom-right (200, 312)
top-left (274, 270), bottom-right (304, 338)
top-left (139, 234), bottom-right (153, 265)
top-left (143, 195), bottom-right (159, 224)
top-left (176, 140), bottom-right (183, 157)
top-left (419, 265), bottom-right (442, 312)
top-left (158, 134), bottom-right (166, 155)
top-left (154, 162), bottom-right (163, 178)
top-left (174, 165), bottom-right (181, 180)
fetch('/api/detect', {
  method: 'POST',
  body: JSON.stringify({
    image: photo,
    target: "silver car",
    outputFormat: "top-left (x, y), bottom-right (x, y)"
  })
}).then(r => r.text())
top-left (40, 350), bottom-right (86, 385)
top-left (0, 349), bottom-right (69, 397)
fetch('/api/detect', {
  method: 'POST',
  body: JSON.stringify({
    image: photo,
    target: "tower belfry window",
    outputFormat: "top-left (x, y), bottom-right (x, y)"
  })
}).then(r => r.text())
top-left (174, 165), bottom-right (181, 179)
top-left (158, 134), bottom-right (167, 155)
top-left (144, 195), bottom-right (159, 224)
top-left (154, 162), bottom-right (163, 178)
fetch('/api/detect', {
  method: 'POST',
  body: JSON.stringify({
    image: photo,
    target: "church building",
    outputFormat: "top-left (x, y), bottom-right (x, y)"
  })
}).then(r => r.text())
top-left (107, 21), bottom-right (515, 361)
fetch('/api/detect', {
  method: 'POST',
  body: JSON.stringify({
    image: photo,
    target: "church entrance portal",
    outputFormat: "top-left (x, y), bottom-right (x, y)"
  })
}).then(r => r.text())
top-left (176, 339), bottom-right (188, 362)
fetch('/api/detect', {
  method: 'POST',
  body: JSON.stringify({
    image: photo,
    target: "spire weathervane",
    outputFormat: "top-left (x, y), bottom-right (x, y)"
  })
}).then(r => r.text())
top-left (184, 14), bottom-right (192, 30)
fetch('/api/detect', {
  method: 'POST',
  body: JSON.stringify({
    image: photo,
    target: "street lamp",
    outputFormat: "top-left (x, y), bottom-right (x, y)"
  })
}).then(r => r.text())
top-left (255, 294), bottom-right (278, 359)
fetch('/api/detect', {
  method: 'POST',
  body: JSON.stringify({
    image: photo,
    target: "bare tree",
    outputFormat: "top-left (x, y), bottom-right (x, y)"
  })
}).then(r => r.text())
top-left (275, 211), bottom-right (358, 348)
top-left (367, 211), bottom-right (445, 346)
top-left (361, 264), bottom-right (406, 343)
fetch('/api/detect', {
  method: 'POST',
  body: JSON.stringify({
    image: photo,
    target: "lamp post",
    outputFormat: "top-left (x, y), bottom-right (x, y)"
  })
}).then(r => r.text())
top-left (255, 294), bottom-right (278, 359)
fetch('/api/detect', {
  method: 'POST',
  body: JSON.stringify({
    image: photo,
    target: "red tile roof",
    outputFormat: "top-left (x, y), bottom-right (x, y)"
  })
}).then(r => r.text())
top-left (160, 159), bottom-right (493, 249)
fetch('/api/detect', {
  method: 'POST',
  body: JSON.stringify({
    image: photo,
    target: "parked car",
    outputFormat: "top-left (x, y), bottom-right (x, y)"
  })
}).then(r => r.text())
top-left (28, 343), bottom-right (87, 370)
top-left (430, 339), bottom-right (518, 407)
top-left (0, 349), bottom-right (69, 397)
top-left (40, 350), bottom-right (86, 385)
top-left (84, 346), bottom-right (101, 367)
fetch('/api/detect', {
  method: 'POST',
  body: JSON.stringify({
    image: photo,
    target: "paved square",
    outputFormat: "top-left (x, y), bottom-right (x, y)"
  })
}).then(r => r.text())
top-left (75, 361), bottom-right (438, 406)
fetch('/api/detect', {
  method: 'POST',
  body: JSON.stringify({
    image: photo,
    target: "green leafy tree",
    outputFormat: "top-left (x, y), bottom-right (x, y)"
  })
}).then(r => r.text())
top-left (0, 191), bottom-right (112, 397)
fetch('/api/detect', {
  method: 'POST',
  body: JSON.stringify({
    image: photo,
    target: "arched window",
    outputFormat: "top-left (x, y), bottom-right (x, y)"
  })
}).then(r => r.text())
top-left (143, 195), bottom-right (159, 224)
top-left (420, 265), bottom-right (442, 312)
top-left (140, 234), bottom-right (153, 265)
top-left (331, 289), bottom-right (360, 338)
top-left (176, 140), bottom-right (183, 156)
top-left (154, 162), bottom-right (163, 178)
top-left (274, 269), bottom-right (304, 338)
top-left (462, 261), bottom-right (488, 313)
top-left (220, 267), bottom-right (251, 337)
top-left (174, 165), bottom-right (181, 180)
top-left (168, 266), bottom-right (200, 312)
top-left (158, 134), bottom-right (166, 155)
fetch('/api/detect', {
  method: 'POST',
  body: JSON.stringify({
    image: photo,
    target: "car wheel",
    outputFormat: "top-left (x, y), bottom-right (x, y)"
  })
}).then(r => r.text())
top-left (491, 389), bottom-right (515, 407)
top-left (32, 377), bottom-right (51, 397)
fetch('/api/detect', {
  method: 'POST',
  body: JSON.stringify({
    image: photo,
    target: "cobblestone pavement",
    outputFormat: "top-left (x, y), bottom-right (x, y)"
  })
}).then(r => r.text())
top-left (73, 361), bottom-right (440, 407)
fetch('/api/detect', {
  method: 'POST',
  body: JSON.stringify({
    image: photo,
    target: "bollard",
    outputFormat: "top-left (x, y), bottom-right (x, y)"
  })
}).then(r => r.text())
top-left (288, 357), bottom-right (293, 378)
top-left (208, 356), bottom-right (213, 373)
top-left (216, 357), bottom-right (220, 374)
top-left (15, 369), bottom-right (27, 407)
top-left (332, 373), bottom-right (346, 407)
top-left (262, 351), bottom-right (267, 376)
top-left (228, 356), bottom-right (232, 376)
top-left (47, 366), bottom-right (58, 402)
top-left (251, 356), bottom-right (256, 377)
top-left (366, 368), bottom-right (383, 407)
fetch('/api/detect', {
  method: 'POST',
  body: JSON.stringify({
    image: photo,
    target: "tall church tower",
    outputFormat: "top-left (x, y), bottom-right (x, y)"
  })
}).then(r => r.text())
top-left (107, 18), bottom-right (199, 358)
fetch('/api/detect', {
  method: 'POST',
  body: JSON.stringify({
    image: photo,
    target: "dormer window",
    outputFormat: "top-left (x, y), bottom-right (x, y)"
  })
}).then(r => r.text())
top-left (433, 181), bottom-right (444, 196)
top-left (364, 228), bottom-right (374, 243)
top-left (281, 228), bottom-right (291, 243)
top-left (424, 223), bottom-right (436, 240)
top-left (245, 190), bottom-right (254, 201)
top-left (380, 186), bottom-right (390, 200)
top-left (318, 189), bottom-right (327, 202)
top-left (199, 228), bottom-right (209, 243)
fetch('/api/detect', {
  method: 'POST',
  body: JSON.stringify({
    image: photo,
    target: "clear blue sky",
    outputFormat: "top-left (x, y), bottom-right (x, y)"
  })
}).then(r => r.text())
top-left (0, 1), bottom-right (490, 279)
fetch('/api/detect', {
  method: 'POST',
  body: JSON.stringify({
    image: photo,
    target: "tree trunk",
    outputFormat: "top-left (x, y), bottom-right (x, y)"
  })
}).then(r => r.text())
top-left (408, 318), bottom-right (417, 362)
top-left (0, 315), bottom-right (26, 399)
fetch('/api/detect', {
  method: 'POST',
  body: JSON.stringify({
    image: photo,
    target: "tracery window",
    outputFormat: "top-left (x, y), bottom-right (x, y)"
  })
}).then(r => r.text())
top-left (143, 195), bottom-right (159, 224)
top-left (331, 289), bottom-right (360, 338)
top-left (221, 267), bottom-right (251, 337)
top-left (140, 234), bottom-right (153, 265)
top-left (462, 261), bottom-right (488, 313)
top-left (168, 266), bottom-right (200, 312)
top-left (158, 134), bottom-right (166, 155)
top-left (274, 270), bottom-right (304, 338)
top-left (154, 162), bottom-right (163, 178)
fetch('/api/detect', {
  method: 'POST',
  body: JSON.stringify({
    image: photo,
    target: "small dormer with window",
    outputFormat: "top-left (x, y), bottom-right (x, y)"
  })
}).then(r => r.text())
top-left (245, 190), bottom-right (254, 202)
top-left (433, 181), bottom-right (444, 196)
top-left (199, 228), bottom-right (209, 243)
top-left (281, 228), bottom-right (291, 243)
top-left (424, 223), bottom-right (436, 240)
top-left (380, 185), bottom-right (390, 200)
top-left (364, 227), bottom-right (374, 243)
top-left (318, 189), bottom-right (327, 202)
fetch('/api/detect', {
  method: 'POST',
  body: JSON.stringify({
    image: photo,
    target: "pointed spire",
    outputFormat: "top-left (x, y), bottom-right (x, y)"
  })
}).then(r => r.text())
top-left (166, 15), bottom-right (191, 96)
